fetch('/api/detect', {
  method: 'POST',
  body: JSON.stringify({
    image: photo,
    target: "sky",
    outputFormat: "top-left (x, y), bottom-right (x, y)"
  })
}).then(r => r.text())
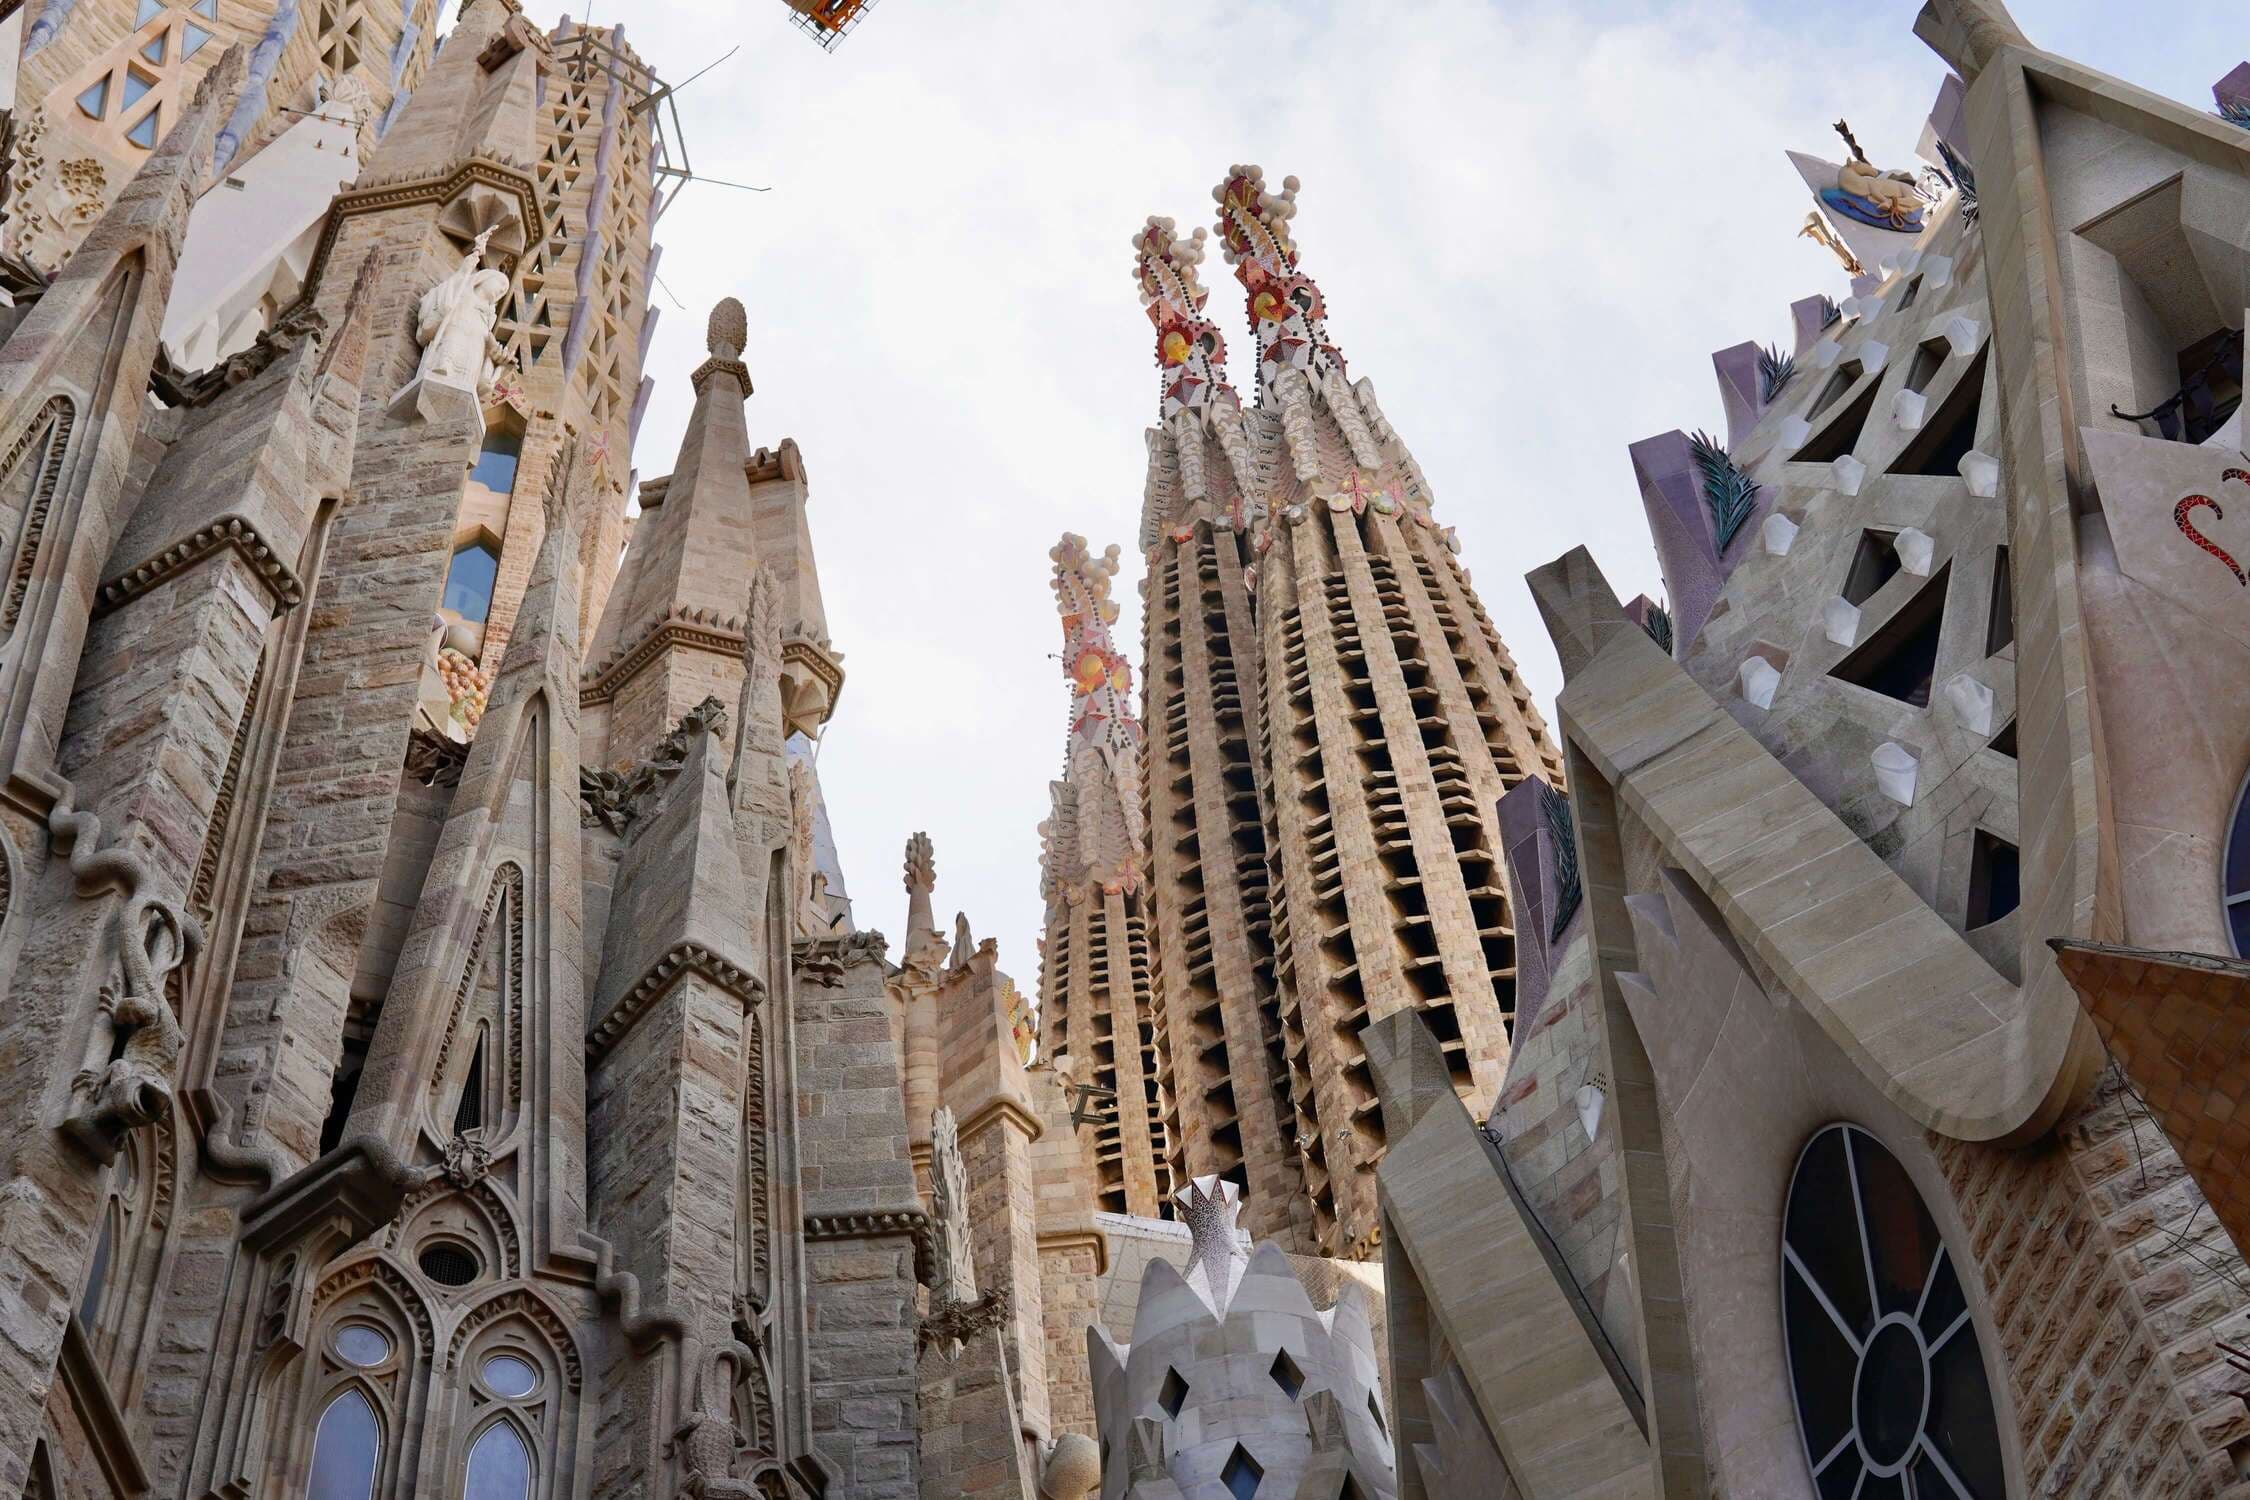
top-left (517, 0), bottom-right (2245, 989)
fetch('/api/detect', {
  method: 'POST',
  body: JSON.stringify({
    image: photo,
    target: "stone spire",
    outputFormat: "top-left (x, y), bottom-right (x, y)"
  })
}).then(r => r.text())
top-left (1133, 214), bottom-right (1260, 542)
top-left (584, 296), bottom-right (761, 762)
top-left (1037, 533), bottom-right (1171, 1219)
top-left (1212, 164), bottom-right (1390, 489)
top-left (1130, 201), bottom-right (1308, 1246)
top-left (1195, 163), bottom-right (1564, 1256)
top-left (1039, 533), bottom-right (1145, 905)
top-left (902, 831), bottom-right (946, 974)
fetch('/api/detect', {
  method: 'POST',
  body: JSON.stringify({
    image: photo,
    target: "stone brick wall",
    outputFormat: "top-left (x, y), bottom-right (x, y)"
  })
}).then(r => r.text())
top-left (959, 1112), bottom-right (1047, 1440)
top-left (798, 956), bottom-right (924, 1500)
top-left (1941, 1067), bottom-right (2250, 1496)
top-left (585, 973), bottom-right (744, 1325)
top-left (1038, 1239), bottom-right (1101, 1438)
top-left (805, 1235), bottom-right (921, 1500)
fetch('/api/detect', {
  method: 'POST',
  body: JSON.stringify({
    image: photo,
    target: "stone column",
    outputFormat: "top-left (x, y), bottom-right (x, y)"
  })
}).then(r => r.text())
top-left (797, 936), bottom-right (928, 1500)
top-left (935, 944), bottom-right (1052, 1453)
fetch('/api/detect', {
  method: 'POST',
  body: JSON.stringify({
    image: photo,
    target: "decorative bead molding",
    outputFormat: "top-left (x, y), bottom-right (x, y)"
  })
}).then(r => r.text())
top-left (586, 941), bottom-right (763, 1064)
top-left (578, 612), bottom-right (746, 706)
top-left (689, 354), bottom-right (752, 398)
top-left (94, 516), bottom-right (305, 616)
top-left (804, 1205), bottom-right (936, 1285)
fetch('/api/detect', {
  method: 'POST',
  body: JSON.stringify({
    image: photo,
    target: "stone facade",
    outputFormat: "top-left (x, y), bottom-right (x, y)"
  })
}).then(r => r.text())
top-left (20, 0), bottom-right (2250, 1498)
top-left (0, 2), bottom-right (1091, 1497)
top-left (1374, 2), bottom-right (2250, 1497)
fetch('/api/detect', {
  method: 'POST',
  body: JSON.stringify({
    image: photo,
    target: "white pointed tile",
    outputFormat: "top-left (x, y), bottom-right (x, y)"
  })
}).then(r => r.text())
top-left (1762, 511), bottom-right (1799, 555)
top-left (1738, 655), bottom-right (1781, 708)
top-left (1960, 448), bottom-right (1999, 497)
top-left (1824, 597), bottom-right (1861, 646)
top-left (1895, 527), bottom-right (1936, 575)
top-left (1872, 741), bottom-right (1919, 805)
top-left (1943, 674), bottom-right (1995, 735)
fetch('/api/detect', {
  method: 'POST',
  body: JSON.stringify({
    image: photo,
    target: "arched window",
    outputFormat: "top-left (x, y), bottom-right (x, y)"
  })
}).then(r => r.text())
top-left (2225, 771), bottom-right (2250, 955)
top-left (463, 1419), bottom-right (531, 1500)
top-left (1781, 1124), bottom-right (2004, 1498)
top-left (307, 1388), bottom-right (382, 1500)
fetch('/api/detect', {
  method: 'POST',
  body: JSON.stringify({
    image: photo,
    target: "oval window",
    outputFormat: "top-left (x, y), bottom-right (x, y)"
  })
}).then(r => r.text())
top-left (463, 1420), bottom-right (531, 1500)
top-left (333, 1324), bottom-right (392, 1368)
top-left (1781, 1123), bottom-right (2006, 1498)
top-left (481, 1353), bottom-right (538, 1398)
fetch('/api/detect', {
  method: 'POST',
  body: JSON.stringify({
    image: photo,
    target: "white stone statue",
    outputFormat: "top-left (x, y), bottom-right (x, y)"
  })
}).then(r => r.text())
top-left (407, 226), bottom-right (509, 406)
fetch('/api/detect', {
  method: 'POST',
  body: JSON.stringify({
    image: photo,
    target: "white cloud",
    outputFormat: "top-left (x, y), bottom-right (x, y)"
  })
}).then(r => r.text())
top-left (517, 0), bottom-right (2213, 995)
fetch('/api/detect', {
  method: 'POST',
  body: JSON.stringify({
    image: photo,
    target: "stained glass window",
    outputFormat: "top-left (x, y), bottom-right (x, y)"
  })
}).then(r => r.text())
top-left (1782, 1123), bottom-right (2004, 1499)
top-left (307, 1389), bottom-right (381, 1500)
top-left (463, 1421), bottom-right (531, 1500)
top-left (126, 108), bottom-right (161, 149)
top-left (333, 1324), bottom-right (391, 1367)
top-left (183, 23), bottom-right (213, 56)
top-left (77, 80), bottom-right (110, 120)
top-left (482, 1354), bottom-right (537, 1398)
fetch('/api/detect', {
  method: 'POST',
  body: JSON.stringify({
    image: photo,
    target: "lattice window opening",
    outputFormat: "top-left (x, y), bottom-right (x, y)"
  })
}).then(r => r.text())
top-left (64, 0), bottom-right (220, 154)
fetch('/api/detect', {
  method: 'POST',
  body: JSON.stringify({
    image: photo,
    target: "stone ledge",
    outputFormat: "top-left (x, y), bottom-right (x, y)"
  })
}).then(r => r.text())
top-left (585, 940), bottom-right (762, 1064)
top-left (94, 515), bottom-right (305, 616)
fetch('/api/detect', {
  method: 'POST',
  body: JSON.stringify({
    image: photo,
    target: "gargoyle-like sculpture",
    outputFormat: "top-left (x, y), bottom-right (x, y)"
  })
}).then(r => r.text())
top-left (54, 798), bottom-right (204, 1161)
top-left (673, 1338), bottom-right (766, 1499)
top-left (582, 697), bottom-right (731, 833)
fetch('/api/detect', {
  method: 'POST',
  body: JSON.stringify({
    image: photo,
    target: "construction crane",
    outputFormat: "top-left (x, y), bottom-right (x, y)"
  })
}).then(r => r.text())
top-left (781, 0), bottom-right (878, 52)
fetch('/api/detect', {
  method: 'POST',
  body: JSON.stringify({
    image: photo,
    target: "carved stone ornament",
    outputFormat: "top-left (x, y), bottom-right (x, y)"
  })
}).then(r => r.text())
top-left (918, 1287), bottom-right (1008, 1353)
top-left (441, 1129), bottom-right (493, 1188)
top-left (52, 799), bottom-right (205, 1162)
top-left (580, 696), bottom-right (730, 834)
top-left (928, 1107), bottom-right (975, 1301)
top-left (150, 305), bottom-right (330, 408)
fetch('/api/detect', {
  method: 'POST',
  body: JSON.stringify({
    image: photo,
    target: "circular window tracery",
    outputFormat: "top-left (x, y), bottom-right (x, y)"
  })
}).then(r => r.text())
top-left (418, 1241), bottom-right (482, 1288)
top-left (333, 1323), bottom-right (393, 1368)
top-left (1782, 1123), bottom-right (2005, 1499)
top-left (481, 1353), bottom-right (538, 1398)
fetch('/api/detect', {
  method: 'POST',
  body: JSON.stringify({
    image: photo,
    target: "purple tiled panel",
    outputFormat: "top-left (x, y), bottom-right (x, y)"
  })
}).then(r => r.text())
top-left (1497, 779), bottom-right (1581, 1038)
top-left (1713, 340), bottom-right (1762, 448)
top-left (1631, 429), bottom-right (1764, 651)
top-left (2217, 63), bottom-right (2250, 110)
